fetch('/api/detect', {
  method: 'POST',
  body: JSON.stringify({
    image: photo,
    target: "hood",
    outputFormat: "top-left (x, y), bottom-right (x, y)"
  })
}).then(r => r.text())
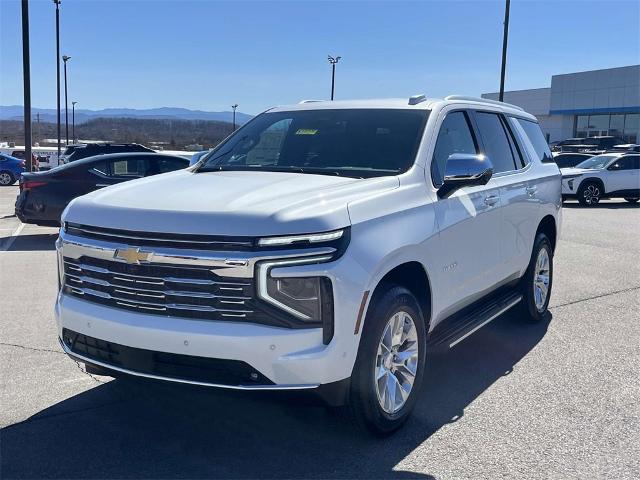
top-left (64, 170), bottom-right (400, 236)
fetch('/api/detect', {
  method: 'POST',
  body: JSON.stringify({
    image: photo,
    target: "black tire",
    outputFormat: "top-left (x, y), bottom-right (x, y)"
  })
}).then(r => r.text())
top-left (0, 170), bottom-right (16, 186)
top-left (345, 284), bottom-right (427, 436)
top-left (624, 197), bottom-right (639, 204)
top-left (519, 233), bottom-right (553, 323)
top-left (577, 180), bottom-right (602, 206)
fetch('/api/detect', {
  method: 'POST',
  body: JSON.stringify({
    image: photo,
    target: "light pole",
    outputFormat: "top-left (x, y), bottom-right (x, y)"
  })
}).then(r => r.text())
top-left (21, 0), bottom-right (32, 171)
top-left (231, 104), bottom-right (238, 131)
top-left (62, 55), bottom-right (71, 145)
top-left (327, 55), bottom-right (341, 101)
top-left (72, 101), bottom-right (77, 143)
top-left (53, 0), bottom-right (61, 158)
top-left (499, 0), bottom-right (511, 102)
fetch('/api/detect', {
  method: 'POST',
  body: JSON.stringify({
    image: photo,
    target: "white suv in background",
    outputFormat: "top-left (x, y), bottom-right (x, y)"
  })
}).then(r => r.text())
top-left (55, 95), bottom-right (561, 434)
top-left (561, 152), bottom-right (640, 205)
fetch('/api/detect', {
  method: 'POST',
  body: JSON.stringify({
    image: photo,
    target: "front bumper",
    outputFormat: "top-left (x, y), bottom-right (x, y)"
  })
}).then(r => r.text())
top-left (561, 176), bottom-right (581, 195)
top-left (55, 229), bottom-right (368, 390)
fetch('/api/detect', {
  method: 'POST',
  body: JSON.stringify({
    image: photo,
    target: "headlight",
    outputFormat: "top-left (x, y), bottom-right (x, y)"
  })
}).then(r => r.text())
top-left (257, 229), bottom-right (344, 247)
top-left (257, 255), bottom-right (335, 344)
top-left (55, 236), bottom-right (64, 290)
top-left (568, 179), bottom-right (574, 190)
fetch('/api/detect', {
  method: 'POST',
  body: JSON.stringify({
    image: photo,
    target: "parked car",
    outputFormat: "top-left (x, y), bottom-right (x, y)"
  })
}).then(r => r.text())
top-left (60, 143), bottom-right (155, 163)
top-left (56, 95), bottom-right (561, 435)
top-left (0, 153), bottom-right (26, 186)
top-left (552, 152), bottom-right (594, 169)
top-left (16, 152), bottom-right (188, 226)
top-left (557, 136), bottom-right (623, 153)
top-left (561, 152), bottom-right (640, 205)
top-left (611, 143), bottom-right (640, 153)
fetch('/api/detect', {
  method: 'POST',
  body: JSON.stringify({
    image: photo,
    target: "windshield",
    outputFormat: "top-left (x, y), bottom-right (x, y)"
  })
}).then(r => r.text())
top-left (198, 109), bottom-right (429, 178)
top-left (575, 154), bottom-right (616, 169)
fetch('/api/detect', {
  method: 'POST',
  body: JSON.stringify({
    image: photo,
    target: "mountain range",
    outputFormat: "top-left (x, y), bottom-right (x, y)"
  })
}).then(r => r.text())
top-left (0, 105), bottom-right (252, 125)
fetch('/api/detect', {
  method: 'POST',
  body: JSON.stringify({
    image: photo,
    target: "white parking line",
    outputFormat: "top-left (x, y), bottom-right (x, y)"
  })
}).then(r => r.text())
top-left (0, 222), bottom-right (25, 252)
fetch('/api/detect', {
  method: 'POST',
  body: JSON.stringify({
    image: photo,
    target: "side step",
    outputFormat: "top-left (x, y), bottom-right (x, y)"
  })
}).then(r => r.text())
top-left (428, 290), bottom-right (522, 349)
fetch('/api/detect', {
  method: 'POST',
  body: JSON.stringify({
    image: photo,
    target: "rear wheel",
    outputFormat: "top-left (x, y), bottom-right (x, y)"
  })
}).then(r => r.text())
top-left (0, 171), bottom-right (15, 186)
top-left (519, 233), bottom-right (553, 322)
top-left (624, 197), bottom-right (639, 204)
top-left (577, 181), bottom-right (602, 206)
top-left (346, 284), bottom-right (427, 436)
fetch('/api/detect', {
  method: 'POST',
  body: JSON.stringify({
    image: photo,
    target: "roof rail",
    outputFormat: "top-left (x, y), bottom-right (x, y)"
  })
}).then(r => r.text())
top-left (299, 99), bottom-right (324, 104)
top-left (408, 94), bottom-right (427, 105)
top-left (444, 95), bottom-right (525, 111)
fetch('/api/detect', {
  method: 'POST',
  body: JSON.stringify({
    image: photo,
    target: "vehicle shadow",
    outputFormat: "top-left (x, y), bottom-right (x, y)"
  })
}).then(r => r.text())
top-left (1, 310), bottom-right (550, 479)
top-left (562, 201), bottom-right (639, 209)
top-left (3, 233), bottom-right (58, 251)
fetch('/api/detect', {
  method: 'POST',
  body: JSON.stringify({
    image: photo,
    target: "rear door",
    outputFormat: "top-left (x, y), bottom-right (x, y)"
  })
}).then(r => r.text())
top-left (471, 111), bottom-right (540, 284)
top-left (431, 109), bottom-right (502, 314)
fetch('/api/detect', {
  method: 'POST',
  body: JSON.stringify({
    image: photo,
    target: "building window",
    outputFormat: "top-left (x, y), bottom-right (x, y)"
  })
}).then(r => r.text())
top-left (574, 113), bottom-right (639, 143)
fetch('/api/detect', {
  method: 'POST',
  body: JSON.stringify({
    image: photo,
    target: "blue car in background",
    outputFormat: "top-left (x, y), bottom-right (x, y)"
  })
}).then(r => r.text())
top-left (0, 153), bottom-right (26, 186)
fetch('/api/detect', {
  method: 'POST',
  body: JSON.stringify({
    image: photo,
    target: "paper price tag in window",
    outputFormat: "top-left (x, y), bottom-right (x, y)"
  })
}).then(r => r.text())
top-left (295, 129), bottom-right (318, 135)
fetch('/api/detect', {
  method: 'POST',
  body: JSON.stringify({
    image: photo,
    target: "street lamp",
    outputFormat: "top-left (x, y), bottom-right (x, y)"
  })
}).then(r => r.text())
top-left (72, 101), bottom-right (77, 143)
top-left (327, 55), bottom-right (341, 101)
top-left (231, 104), bottom-right (238, 131)
top-left (499, 0), bottom-right (511, 102)
top-left (53, 0), bottom-right (61, 158)
top-left (62, 55), bottom-right (71, 145)
top-left (21, 0), bottom-right (32, 172)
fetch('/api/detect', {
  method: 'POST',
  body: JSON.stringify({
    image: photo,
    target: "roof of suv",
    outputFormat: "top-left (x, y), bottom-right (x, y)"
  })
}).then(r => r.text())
top-left (269, 96), bottom-right (536, 120)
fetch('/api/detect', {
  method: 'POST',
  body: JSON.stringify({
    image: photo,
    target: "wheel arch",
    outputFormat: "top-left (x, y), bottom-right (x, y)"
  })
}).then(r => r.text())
top-left (366, 261), bottom-right (432, 331)
top-left (578, 176), bottom-right (606, 194)
top-left (536, 214), bottom-right (558, 252)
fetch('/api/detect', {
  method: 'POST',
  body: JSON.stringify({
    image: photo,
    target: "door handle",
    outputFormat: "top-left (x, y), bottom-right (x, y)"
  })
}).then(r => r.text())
top-left (526, 186), bottom-right (537, 196)
top-left (95, 184), bottom-right (110, 188)
top-left (484, 195), bottom-right (499, 206)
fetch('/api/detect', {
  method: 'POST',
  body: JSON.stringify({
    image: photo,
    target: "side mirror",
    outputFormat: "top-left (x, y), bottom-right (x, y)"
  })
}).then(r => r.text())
top-left (437, 153), bottom-right (494, 199)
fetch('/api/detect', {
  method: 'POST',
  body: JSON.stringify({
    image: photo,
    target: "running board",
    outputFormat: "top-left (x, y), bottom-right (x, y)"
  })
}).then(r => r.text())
top-left (428, 290), bottom-right (522, 349)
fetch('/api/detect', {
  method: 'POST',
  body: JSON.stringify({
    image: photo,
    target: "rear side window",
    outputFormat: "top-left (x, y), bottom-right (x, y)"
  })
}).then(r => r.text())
top-left (109, 158), bottom-right (147, 177)
top-left (516, 118), bottom-right (553, 163)
top-left (431, 111), bottom-right (477, 186)
top-left (474, 112), bottom-right (518, 173)
top-left (609, 155), bottom-right (639, 171)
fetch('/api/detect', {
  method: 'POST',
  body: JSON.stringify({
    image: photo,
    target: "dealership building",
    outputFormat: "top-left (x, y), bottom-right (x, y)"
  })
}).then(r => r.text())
top-left (482, 65), bottom-right (639, 143)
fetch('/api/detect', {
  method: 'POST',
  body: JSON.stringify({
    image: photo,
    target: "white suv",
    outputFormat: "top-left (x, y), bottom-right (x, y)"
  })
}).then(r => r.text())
top-left (561, 152), bottom-right (640, 206)
top-left (55, 95), bottom-right (561, 434)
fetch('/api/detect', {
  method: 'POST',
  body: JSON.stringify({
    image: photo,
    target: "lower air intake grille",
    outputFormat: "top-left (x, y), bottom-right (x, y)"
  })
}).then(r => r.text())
top-left (62, 328), bottom-right (274, 386)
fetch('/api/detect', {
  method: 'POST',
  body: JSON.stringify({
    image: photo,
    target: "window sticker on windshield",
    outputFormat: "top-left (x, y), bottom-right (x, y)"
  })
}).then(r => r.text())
top-left (295, 129), bottom-right (318, 135)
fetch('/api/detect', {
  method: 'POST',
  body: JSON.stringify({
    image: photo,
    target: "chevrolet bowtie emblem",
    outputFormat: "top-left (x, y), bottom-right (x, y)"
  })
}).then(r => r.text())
top-left (113, 247), bottom-right (153, 264)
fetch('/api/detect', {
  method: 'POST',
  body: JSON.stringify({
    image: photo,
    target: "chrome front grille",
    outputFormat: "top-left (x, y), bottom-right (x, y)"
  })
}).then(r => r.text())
top-left (62, 256), bottom-right (291, 326)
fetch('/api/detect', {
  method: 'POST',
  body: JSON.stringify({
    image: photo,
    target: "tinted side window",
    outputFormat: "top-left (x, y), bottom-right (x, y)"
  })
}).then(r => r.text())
top-left (154, 157), bottom-right (188, 174)
top-left (516, 118), bottom-right (553, 163)
top-left (475, 112), bottom-right (518, 173)
top-left (109, 158), bottom-right (147, 177)
top-left (431, 111), bottom-right (477, 186)
top-left (611, 155), bottom-right (639, 170)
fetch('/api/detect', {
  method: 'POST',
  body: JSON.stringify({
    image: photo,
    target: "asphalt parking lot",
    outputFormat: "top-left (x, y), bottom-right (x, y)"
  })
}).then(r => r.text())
top-left (1, 184), bottom-right (639, 479)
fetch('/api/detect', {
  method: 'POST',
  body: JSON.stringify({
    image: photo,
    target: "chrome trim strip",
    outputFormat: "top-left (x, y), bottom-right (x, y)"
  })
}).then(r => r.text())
top-left (59, 338), bottom-right (320, 391)
top-left (66, 225), bottom-right (254, 247)
top-left (65, 285), bottom-right (253, 314)
top-left (448, 296), bottom-right (522, 348)
top-left (60, 229), bottom-right (336, 279)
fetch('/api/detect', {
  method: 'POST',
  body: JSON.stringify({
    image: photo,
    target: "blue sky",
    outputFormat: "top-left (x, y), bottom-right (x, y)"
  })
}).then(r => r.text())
top-left (1, 0), bottom-right (638, 115)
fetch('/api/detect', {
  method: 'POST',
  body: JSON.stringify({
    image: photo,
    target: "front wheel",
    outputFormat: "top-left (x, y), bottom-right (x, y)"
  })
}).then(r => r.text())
top-left (346, 284), bottom-right (427, 436)
top-left (624, 197), bottom-right (639, 204)
top-left (519, 233), bottom-right (553, 322)
top-left (577, 181), bottom-right (602, 206)
top-left (0, 171), bottom-right (15, 186)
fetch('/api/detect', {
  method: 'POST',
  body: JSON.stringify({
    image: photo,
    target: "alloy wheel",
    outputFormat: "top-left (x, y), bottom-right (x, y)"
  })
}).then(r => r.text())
top-left (533, 248), bottom-right (550, 312)
top-left (374, 310), bottom-right (419, 414)
top-left (0, 172), bottom-right (12, 185)
top-left (583, 184), bottom-right (600, 205)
